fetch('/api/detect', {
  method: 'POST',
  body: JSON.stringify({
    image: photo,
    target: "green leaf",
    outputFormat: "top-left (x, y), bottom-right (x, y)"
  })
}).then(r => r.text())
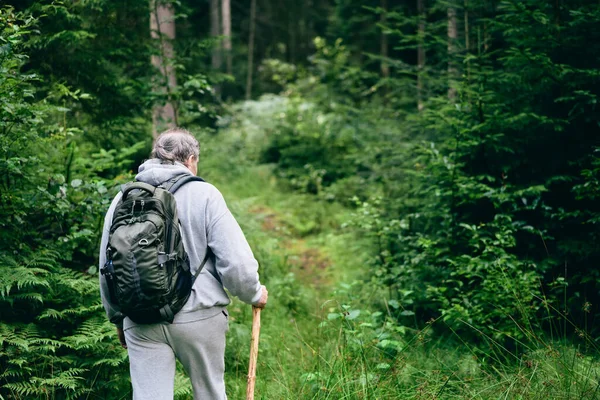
top-left (346, 309), bottom-right (360, 320)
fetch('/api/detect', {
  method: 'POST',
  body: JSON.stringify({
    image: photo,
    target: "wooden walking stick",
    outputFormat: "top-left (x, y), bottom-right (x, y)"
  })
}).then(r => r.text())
top-left (246, 306), bottom-right (262, 400)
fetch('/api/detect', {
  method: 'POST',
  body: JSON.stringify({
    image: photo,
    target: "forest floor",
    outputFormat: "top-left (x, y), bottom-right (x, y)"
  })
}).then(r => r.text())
top-left (216, 163), bottom-right (371, 399)
top-left (212, 161), bottom-right (600, 400)
top-left (173, 108), bottom-right (600, 399)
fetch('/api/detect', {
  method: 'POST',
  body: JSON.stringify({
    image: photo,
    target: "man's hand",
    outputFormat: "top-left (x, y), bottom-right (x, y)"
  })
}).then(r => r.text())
top-left (254, 285), bottom-right (268, 308)
top-left (116, 327), bottom-right (127, 349)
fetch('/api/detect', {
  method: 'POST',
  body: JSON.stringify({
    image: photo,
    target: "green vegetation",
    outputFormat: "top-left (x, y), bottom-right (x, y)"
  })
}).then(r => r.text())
top-left (2, 0), bottom-right (600, 398)
top-left (203, 98), bottom-right (600, 399)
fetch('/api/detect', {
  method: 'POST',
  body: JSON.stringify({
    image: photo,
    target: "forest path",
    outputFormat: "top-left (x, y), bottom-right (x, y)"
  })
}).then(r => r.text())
top-left (205, 140), bottom-right (372, 399)
top-left (212, 160), bottom-right (367, 300)
top-left (249, 204), bottom-right (334, 290)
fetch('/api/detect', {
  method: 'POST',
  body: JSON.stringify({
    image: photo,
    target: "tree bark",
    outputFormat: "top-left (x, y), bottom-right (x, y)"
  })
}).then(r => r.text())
top-left (246, 0), bottom-right (256, 100)
top-left (221, 0), bottom-right (232, 75)
top-left (447, 5), bottom-right (458, 100)
top-left (288, 6), bottom-right (297, 63)
top-left (380, 0), bottom-right (390, 78)
top-left (307, 0), bottom-right (314, 53)
top-left (211, 0), bottom-right (222, 71)
top-left (417, 0), bottom-right (425, 111)
top-left (150, 0), bottom-right (177, 138)
top-left (464, 0), bottom-right (470, 84)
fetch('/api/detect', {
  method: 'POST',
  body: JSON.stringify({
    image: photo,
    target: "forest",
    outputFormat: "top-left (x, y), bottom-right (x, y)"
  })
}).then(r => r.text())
top-left (1, 0), bottom-right (600, 398)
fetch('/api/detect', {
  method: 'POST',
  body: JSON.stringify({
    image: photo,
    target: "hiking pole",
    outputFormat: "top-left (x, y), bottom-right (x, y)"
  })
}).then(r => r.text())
top-left (246, 306), bottom-right (262, 400)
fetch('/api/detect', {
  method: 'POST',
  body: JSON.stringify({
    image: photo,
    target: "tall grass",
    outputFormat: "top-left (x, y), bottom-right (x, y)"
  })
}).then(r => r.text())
top-left (185, 102), bottom-right (600, 400)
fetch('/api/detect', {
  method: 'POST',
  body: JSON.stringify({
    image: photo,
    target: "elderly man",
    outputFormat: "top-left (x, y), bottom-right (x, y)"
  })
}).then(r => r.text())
top-left (99, 127), bottom-right (268, 399)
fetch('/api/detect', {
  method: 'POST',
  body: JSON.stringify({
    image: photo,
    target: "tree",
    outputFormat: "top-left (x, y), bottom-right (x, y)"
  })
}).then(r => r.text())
top-left (151, 0), bottom-right (178, 137)
top-left (222, 0), bottom-right (232, 75)
top-left (380, 0), bottom-right (389, 78)
top-left (211, 0), bottom-right (222, 71)
top-left (447, 2), bottom-right (457, 100)
top-left (417, 0), bottom-right (426, 111)
top-left (211, 0), bottom-right (222, 97)
top-left (246, 0), bottom-right (256, 100)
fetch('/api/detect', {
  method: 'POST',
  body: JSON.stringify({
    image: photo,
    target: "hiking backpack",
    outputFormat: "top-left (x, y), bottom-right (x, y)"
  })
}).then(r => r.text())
top-left (101, 174), bottom-right (209, 324)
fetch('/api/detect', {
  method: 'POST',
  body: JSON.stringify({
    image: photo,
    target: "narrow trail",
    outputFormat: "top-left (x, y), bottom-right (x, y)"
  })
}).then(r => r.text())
top-left (211, 152), bottom-right (371, 398)
top-left (249, 204), bottom-right (335, 293)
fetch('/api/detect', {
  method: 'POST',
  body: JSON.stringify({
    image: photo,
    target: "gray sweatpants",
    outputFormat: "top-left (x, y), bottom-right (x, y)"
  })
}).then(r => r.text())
top-left (124, 311), bottom-right (229, 400)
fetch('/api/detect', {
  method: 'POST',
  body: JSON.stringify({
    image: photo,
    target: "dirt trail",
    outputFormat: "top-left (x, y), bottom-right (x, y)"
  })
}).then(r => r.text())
top-left (250, 205), bottom-right (333, 289)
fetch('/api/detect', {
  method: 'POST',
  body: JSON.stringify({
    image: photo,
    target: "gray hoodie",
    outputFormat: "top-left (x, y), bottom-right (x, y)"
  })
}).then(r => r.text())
top-left (99, 159), bottom-right (263, 329)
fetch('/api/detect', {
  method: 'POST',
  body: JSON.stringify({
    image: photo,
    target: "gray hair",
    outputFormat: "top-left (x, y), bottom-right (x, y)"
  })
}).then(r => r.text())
top-left (151, 128), bottom-right (200, 164)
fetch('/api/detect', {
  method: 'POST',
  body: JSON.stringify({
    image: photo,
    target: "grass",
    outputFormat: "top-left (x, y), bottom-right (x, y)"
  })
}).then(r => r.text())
top-left (168, 99), bottom-right (600, 399)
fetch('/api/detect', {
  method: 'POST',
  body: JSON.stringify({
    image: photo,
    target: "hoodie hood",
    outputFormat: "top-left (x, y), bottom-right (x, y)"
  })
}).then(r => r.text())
top-left (135, 159), bottom-right (193, 186)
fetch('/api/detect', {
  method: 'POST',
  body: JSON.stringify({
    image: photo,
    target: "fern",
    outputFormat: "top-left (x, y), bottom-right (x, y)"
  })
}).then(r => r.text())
top-left (0, 255), bottom-right (50, 300)
top-left (174, 368), bottom-right (194, 399)
top-left (38, 304), bottom-right (103, 322)
top-left (49, 268), bottom-right (98, 296)
top-left (0, 250), bottom-right (131, 399)
top-left (0, 324), bottom-right (39, 351)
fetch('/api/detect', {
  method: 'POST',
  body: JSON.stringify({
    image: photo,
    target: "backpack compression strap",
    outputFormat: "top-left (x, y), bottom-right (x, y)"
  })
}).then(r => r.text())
top-left (192, 249), bottom-right (211, 284)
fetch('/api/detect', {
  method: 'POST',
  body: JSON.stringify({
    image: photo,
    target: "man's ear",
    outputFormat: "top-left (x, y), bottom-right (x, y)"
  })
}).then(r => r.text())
top-left (184, 154), bottom-right (194, 167)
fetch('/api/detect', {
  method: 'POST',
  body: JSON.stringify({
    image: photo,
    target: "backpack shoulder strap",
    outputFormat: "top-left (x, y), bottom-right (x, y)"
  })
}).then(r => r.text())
top-left (162, 174), bottom-right (215, 282)
top-left (162, 174), bottom-right (206, 194)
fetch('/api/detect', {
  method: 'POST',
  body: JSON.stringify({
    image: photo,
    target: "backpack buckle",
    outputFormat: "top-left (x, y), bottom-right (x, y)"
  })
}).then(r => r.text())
top-left (158, 252), bottom-right (177, 265)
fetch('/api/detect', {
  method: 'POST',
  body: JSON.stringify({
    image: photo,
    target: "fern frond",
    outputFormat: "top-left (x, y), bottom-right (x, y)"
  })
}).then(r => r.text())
top-left (0, 324), bottom-right (39, 350)
top-left (91, 355), bottom-right (127, 367)
top-left (37, 304), bottom-right (100, 321)
top-left (30, 337), bottom-right (70, 352)
top-left (37, 308), bottom-right (62, 320)
top-left (57, 273), bottom-right (98, 295)
top-left (0, 250), bottom-right (59, 300)
top-left (3, 381), bottom-right (41, 398)
top-left (7, 291), bottom-right (44, 303)
top-left (174, 369), bottom-right (193, 399)
top-left (25, 250), bottom-right (60, 270)
top-left (3, 357), bottom-right (32, 373)
top-left (63, 317), bottom-right (114, 349)
top-left (0, 265), bottom-right (49, 299)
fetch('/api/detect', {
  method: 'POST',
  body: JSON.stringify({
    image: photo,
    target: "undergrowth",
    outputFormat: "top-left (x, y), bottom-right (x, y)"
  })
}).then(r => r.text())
top-left (182, 100), bottom-right (600, 399)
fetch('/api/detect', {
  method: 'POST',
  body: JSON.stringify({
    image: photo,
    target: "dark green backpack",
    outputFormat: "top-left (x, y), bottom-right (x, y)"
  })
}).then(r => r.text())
top-left (101, 175), bottom-right (209, 324)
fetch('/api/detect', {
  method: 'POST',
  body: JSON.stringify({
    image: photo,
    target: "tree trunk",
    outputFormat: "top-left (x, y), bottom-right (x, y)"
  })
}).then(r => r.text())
top-left (447, 5), bottom-right (458, 100)
top-left (246, 0), bottom-right (256, 100)
top-left (380, 0), bottom-right (390, 78)
top-left (211, 0), bottom-right (222, 71)
top-left (288, 6), bottom-right (297, 63)
top-left (221, 0), bottom-right (232, 75)
top-left (307, 0), bottom-right (314, 53)
top-left (417, 0), bottom-right (425, 111)
top-left (464, 0), bottom-right (470, 83)
top-left (150, 0), bottom-right (177, 138)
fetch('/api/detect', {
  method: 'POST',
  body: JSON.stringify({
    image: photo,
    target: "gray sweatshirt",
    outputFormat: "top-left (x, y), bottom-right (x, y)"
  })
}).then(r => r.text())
top-left (99, 159), bottom-right (263, 329)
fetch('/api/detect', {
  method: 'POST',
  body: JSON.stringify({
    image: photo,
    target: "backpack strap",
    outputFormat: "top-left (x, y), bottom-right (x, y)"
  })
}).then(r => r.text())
top-left (164, 174), bottom-right (206, 194)
top-left (192, 250), bottom-right (212, 284)
top-left (162, 174), bottom-right (220, 283)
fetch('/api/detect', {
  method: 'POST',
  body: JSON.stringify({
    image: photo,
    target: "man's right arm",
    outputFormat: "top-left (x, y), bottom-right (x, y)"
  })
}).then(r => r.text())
top-left (205, 186), bottom-right (267, 307)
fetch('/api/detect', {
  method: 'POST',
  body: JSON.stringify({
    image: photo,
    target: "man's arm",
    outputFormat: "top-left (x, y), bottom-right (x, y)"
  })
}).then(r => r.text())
top-left (205, 187), bottom-right (267, 306)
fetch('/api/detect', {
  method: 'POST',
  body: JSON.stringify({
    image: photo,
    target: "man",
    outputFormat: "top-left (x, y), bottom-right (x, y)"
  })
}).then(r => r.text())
top-left (99, 128), bottom-right (268, 399)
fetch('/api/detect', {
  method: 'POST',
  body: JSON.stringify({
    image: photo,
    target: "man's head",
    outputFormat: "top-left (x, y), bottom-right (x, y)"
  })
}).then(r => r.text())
top-left (152, 128), bottom-right (200, 175)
